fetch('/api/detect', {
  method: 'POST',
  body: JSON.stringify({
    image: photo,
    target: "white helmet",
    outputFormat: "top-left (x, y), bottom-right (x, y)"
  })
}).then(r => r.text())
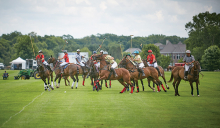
top-left (38, 50), bottom-right (43, 53)
top-left (100, 50), bottom-right (104, 53)
top-left (77, 49), bottom-right (80, 52)
top-left (186, 50), bottom-right (191, 53)
top-left (103, 51), bottom-right (108, 54)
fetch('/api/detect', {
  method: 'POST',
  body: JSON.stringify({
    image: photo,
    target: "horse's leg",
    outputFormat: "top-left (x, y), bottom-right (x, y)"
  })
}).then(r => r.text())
top-left (50, 72), bottom-right (54, 90)
top-left (76, 75), bottom-right (79, 88)
top-left (91, 77), bottom-right (93, 85)
top-left (58, 77), bottom-right (61, 88)
top-left (47, 75), bottom-right (52, 90)
top-left (196, 81), bottom-right (200, 96)
top-left (109, 80), bottom-right (111, 88)
top-left (118, 79), bottom-right (128, 93)
top-left (71, 75), bottom-right (76, 89)
top-left (190, 81), bottom-right (194, 96)
top-left (105, 80), bottom-right (108, 88)
top-left (136, 80), bottom-right (139, 93)
top-left (54, 75), bottom-right (59, 88)
top-left (148, 79), bottom-right (155, 91)
top-left (175, 80), bottom-right (181, 96)
top-left (140, 79), bottom-right (144, 91)
top-left (160, 78), bottom-right (167, 92)
top-left (162, 76), bottom-right (169, 89)
top-left (67, 77), bottom-right (70, 86)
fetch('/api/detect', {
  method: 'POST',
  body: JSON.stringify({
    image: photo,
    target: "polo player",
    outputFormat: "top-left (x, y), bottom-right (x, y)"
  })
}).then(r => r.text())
top-left (183, 50), bottom-right (195, 80)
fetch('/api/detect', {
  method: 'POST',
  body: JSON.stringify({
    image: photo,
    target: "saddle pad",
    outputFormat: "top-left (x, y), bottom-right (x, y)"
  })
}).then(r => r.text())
top-left (64, 64), bottom-right (68, 69)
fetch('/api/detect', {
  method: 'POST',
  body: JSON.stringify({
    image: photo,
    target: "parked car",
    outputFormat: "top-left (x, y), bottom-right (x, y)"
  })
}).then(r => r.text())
top-left (0, 63), bottom-right (4, 70)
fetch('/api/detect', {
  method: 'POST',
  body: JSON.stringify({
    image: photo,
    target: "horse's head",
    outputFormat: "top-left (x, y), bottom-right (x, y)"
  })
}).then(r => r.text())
top-left (92, 53), bottom-right (104, 61)
top-left (47, 55), bottom-right (57, 64)
top-left (118, 56), bottom-right (128, 68)
top-left (142, 59), bottom-right (149, 67)
top-left (36, 58), bottom-right (44, 71)
top-left (193, 61), bottom-right (201, 72)
top-left (118, 56), bottom-right (135, 69)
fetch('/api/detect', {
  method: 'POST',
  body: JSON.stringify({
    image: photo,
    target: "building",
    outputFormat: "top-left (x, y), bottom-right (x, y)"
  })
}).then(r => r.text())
top-left (157, 40), bottom-right (186, 66)
top-left (124, 48), bottom-right (142, 56)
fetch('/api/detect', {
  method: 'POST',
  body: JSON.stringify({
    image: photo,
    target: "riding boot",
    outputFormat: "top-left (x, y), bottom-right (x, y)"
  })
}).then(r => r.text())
top-left (139, 68), bottom-right (145, 76)
top-left (111, 67), bottom-right (118, 77)
top-left (155, 67), bottom-right (162, 76)
top-left (184, 71), bottom-right (188, 80)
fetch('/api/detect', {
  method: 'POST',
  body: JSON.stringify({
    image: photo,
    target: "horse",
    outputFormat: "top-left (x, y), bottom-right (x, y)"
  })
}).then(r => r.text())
top-left (167, 65), bottom-right (176, 71)
top-left (142, 59), bottom-right (169, 91)
top-left (92, 53), bottom-right (135, 93)
top-left (118, 56), bottom-right (166, 93)
top-left (36, 58), bottom-right (54, 91)
top-left (47, 56), bottom-right (90, 89)
top-left (168, 61), bottom-right (201, 96)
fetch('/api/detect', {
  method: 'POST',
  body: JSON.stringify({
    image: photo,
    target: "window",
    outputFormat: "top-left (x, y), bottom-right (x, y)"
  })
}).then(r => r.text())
top-left (173, 54), bottom-right (175, 59)
top-left (177, 54), bottom-right (180, 60)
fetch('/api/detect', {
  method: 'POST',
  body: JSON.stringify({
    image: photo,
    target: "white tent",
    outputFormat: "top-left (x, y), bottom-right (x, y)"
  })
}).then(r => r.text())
top-left (10, 57), bottom-right (26, 70)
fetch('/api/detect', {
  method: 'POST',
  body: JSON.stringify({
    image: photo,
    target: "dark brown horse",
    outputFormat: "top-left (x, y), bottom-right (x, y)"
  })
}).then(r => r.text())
top-left (47, 56), bottom-right (90, 89)
top-left (36, 58), bottom-right (54, 91)
top-left (118, 56), bottom-right (166, 92)
top-left (142, 59), bottom-right (169, 91)
top-left (168, 61), bottom-right (201, 96)
top-left (92, 54), bottom-right (134, 93)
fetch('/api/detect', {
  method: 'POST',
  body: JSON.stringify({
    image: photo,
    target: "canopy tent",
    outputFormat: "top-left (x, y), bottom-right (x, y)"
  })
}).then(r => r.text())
top-left (10, 57), bottom-right (26, 70)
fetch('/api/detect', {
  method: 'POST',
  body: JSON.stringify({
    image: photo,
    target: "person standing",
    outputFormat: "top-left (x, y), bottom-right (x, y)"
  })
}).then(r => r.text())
top-left (132, 50), bottom-right (145, 76)
top-left (59, 50), bottom-right (69, 74)
top-left (183, 50), bottom-right (195, 80)
top-left (36, 50), bottom-right (52, 72)
top-left (147, 49), bottom-right (161, 76)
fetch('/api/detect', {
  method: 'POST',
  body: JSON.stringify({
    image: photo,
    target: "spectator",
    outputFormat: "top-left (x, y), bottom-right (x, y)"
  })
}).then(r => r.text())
top-left (2, 71), bottom-right (9, 80)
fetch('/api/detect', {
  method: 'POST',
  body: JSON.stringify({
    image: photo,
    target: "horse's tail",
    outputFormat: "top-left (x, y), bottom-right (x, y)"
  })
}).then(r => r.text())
top-left (168, 72), bottom-right (173, 83)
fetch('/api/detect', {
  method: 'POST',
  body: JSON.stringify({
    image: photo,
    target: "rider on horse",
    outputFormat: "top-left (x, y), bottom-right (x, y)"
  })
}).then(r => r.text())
top-left (59, 50), bottom-right (69, 74)
top-left (36, 50), bottom-right (52, 72)
top-left (90, 51), bottom-right (100, 71)
top-left (75, 49), bottom-right (87, 74)
top-left (132, 50), bottom-right (145, 76)
top-left (183, 50), bottom-right (195, 80)
top-left (147, 49), bottom-right (162, 76)
top-left (104, 51), bottom-right (118, 77)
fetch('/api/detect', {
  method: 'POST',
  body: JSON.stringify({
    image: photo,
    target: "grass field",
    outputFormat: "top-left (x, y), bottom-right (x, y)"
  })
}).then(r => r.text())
top-left (0, 70), bottom-right (220, 128)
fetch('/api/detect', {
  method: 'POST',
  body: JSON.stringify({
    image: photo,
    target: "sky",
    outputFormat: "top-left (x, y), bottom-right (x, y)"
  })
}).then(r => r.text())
top-left (0, 0), bottom-right (220, 39)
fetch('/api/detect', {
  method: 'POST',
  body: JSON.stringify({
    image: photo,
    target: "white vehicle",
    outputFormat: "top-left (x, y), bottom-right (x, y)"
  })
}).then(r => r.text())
top-left (0, 63), bottom-right (4, 69)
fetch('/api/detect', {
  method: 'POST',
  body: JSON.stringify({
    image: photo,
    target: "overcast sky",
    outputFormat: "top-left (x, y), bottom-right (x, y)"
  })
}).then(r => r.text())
top-left (0, 0), bottom-right (220, 38)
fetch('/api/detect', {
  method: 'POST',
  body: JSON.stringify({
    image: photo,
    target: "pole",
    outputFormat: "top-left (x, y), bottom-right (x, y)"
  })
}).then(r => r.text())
top-left (130, 35), bottom-right (133, 54)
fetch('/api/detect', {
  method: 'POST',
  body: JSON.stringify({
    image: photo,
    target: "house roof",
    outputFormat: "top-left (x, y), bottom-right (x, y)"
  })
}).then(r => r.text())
top-left (160, 41), bottom-right (186, 53)
top-left (124, 48), bottom-right (142, 53)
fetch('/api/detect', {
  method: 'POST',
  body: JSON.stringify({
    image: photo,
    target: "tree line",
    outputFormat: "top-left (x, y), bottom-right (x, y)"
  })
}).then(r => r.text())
top-left (0, 11), bottom-right (219, 70)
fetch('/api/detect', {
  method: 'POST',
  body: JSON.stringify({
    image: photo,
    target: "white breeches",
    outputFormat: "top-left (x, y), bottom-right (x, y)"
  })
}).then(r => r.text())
top-left (138, 62), bottom-right (145, 68)
top-left (147, 62), bottom-right (158, 68)
top-left (77, 62), bottom-right (85, 66)
top-left (95, 62), bottom-right (100, 68)
top-left (184, 64), bottom-right (190, 71)
top-left (60, 62), bottom-right (69, 66)
top-left (43, 61), bottom-right (49, 66)
top-left (111, 62), bottom-right (118, 69)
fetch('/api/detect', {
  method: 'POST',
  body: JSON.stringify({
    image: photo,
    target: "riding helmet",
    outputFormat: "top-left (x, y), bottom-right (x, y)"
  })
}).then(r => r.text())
top-left (39, 50), bottom-right (43, 53)
top-left (93, 51), bottom-right (97, 54)
top-left (100, 50), bottom-right (104, 53)
top-left (186, 50), bottom-right (191, 53)
top-left (148, 50), bottom-right (152, 53)
top-left (77, 49), bottom-right (80, 52)
top-left (133, 50), bottom-right (139, 54)
top-left (103, 51), bottom-right (108, 55)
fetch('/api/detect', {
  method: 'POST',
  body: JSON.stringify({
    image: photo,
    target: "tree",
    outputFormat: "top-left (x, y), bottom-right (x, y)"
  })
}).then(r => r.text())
top-left (79, 47), bottom-right (92, 56)
top-left (160, 55), bottom-right (171, 69)
top-left (0, 39), bottom-right (11, 65)
top-left (201, 45), bottom-right (220, 71)
top-left (14, 35), bottom-right (38, 59)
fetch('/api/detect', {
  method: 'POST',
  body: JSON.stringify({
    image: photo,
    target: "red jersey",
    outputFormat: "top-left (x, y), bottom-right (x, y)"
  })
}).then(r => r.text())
top-left (36, 55), bottom-right (45, 62)
top-left (63, 54), bottom-right (69, 62)
top-left (147, 54), bottom-right (156, 64)
top-left (90, 55), bottom-right (97, 64)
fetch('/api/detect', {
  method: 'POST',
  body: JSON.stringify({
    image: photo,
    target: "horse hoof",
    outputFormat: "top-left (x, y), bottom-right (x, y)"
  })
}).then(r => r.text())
top-left (164, 90), bottom-right (167, 92)
top-left (45, 89), bottom-right (47, 91)
top-left (52, 88), bottom-right (54, 90)
top-left (192, 95), bottom-right (194, 96)
top-left (76, 87), bottom-right (77, 89)
top-left (119, 92), bottom-right (123, 93)
top-left (167, 87), bottom-right (170, 89)
top-left (198, 95), bottom-right (200, 97)
top-left (71, 87), bottom-right (73, 89)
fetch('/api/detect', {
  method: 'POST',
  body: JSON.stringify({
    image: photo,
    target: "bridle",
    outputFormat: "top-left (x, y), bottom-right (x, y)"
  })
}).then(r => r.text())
top-left (119, 56), bottom-right (137, 72)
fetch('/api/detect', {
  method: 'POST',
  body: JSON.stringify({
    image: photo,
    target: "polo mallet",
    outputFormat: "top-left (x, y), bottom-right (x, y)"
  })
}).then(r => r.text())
top-left (96, 38), bottom-right (106, 52)
top-left (61, 40), bottom-right (68, 51)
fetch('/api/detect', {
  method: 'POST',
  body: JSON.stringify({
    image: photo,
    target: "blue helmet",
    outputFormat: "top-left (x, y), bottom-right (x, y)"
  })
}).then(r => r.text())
top-left (133, 50), bottom-right (139, 54)
top-left (93, 51), bottom-right (97, 54)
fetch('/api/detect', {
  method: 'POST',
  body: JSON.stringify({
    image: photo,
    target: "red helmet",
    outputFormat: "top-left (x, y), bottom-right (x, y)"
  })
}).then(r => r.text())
top-left (148, 50), bottom-right (152, 53)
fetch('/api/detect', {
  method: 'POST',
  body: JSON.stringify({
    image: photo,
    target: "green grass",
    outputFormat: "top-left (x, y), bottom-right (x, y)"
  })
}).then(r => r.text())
top-left (0, 70), bottom-right (220, 128)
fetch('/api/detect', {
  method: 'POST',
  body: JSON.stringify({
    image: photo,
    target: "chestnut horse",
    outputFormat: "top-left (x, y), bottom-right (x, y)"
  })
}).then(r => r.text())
top-left (36, 58), bottom-right (54, 91)
top-left (118, 56), bottom-right (167, 92)
top-left (47, 56), bottom-right (90, 89)
top-left (142, 59), bottom-right (169, 91)
top-left (168, 61), bottom-right (201, 96)
top-left (92, 54), bottom-right (134, 93)
top-left (167, 65), bottom-right (176, 71)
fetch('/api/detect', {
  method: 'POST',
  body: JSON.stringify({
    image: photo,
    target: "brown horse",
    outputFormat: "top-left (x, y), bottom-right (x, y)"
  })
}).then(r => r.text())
top-left (92, 54), bottom-right (134, 93)
top-left (118, 56), bottom-right (166, 92)
top-left (168, 61), bottom-right (201, 96)
top-left (142, 59), bottom-right (169, 91)
top-left (36, 58), bottom-right (54, 91)
top-left (167, 65), bottom-right (176, 71)
top-left (47, 56), bottom-right (90, 89)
